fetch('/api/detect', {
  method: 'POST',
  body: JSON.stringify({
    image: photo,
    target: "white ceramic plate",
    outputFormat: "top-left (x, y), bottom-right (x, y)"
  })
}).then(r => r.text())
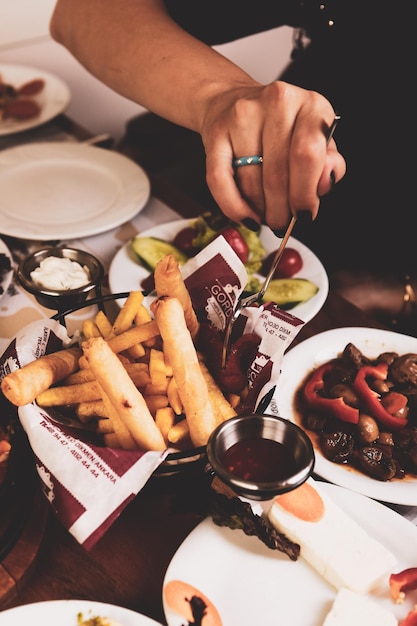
top-left (0, 239), bottom-right (13, 301)
top-left (0, 600), bottom-right (163, 626)
top-left (0, 64), bottom-right (71, 136)
top-left (108, 219), bottom-right (328, 322)
top-left (0, 143), bottom-right (151, 240)
top-left (163, 482), bottom-right (415, 626)
top-left (275, 326), bottom-right (417, 505)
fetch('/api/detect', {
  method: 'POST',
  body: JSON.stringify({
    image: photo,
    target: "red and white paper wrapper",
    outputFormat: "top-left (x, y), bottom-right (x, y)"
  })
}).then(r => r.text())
top-left (0, 237), bottom-right (305, 549)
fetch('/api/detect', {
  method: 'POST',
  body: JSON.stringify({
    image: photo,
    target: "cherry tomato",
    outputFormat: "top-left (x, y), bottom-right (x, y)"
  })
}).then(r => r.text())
top-left (172, 226), bottom-right (199, 255)
top-left (261, 247), bottom-right (303, 278)
top-left (215, 226), bottom-right (249, 263)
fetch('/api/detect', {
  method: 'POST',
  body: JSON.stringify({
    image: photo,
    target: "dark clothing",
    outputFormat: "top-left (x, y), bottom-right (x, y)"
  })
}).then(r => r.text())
top-left (159, 2), bottom-right (414, 275)
top-left (164, 0), bottom-right (343, 45)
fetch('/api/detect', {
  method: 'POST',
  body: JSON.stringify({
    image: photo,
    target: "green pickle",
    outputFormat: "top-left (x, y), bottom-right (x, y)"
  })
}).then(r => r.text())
top-left (262, 278), bottom-right (318, 308)
top-left (131, 236), bottom-right (188, 271)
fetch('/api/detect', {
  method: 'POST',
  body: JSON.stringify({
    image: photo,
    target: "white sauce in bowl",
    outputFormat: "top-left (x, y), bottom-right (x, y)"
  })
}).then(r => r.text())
top-left (30, 256), bottom-right (91, 290)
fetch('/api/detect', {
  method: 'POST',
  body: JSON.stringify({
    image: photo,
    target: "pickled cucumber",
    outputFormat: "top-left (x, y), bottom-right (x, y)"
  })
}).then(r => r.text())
top-left (131, 236), bottom-right (188, 271)
top-left (262, 278), bottom-right (318, 307)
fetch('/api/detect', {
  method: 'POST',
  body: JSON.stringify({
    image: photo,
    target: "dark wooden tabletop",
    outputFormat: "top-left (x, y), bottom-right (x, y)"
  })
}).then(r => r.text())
top-left (0, 114), bottom-right (394, 624)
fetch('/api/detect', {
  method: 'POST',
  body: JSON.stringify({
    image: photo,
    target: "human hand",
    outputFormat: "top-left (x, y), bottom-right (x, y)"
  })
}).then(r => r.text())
top-left (201, 80), bottom-right (346, 232)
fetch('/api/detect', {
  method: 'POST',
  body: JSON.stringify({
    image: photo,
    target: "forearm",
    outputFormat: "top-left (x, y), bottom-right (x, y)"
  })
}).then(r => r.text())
top-left (51, 0), bottom-right (346, 230)
top-left (50, 0), bottom-right (258, 133)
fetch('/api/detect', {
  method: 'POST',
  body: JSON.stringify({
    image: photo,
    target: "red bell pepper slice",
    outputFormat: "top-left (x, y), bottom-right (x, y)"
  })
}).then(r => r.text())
top-left (303, 361), bottom-right (359, 424)
top-left (390, 567), bottom-right (417, 603)
top-left (353, 363), bottom-right (408, 430)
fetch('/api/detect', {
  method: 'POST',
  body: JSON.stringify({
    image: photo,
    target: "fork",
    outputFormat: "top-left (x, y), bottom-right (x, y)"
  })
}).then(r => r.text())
top-left (221, 115), bottom-right (341, 367)
top-left (220, 216), bottom-right (296, 367)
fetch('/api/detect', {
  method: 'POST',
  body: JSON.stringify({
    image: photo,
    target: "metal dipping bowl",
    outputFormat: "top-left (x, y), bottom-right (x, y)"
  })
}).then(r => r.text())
top-left (17, 247), bottom-right (104, 313)
top-left (206, 414), bottom-right (315, 500)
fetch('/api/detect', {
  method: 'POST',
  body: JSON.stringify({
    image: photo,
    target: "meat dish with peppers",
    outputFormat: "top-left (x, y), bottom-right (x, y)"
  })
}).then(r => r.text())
top-left (295, 343), bottom-right (417, 481)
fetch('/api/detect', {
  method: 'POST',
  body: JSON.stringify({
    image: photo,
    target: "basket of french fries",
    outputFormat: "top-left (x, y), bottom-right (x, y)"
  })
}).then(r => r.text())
top-left (0, 236), bottom-right (306, 549)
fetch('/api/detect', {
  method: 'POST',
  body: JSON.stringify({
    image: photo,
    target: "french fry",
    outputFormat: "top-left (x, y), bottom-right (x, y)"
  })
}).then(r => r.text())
top-left (145, 394), bottom-right (169, 416)
top-left (64, 362), bottom-right (149, 387)
top-left (127, 343), bottom-right (146, 359)
top-left (144, 381), bottom-right (169, 396)
top-left (94, 310), bottom-right (114, 339)
top-left (124, 363), bottom-right (151, 388)
top-left (112, 292), bottom-right (154, 357)
top-left (64, 368), bottom-right (96, 385)
top-left (167, 419), bottom-right (192, 448)
top-left (155, 406), bottom-right (176, 444)
top-left (163, 359), bottom-right (173, 378)
top-left (106, 320), bottom-right (159, 353)
top-left (111, 290), bottom-right (144, 335)
top-left (149, 348), bottom-right (167, 387)
top-left (154, 255), bottom-right (199, 338)
top-left (152, 296), bottom-right (217, 447)
top-left (227, 393), bottom-right (241, 409)
top-left (82, 319), bottom-right (101, 339)
top-left (167, 377), bottom-right (183, 415)
top-left (103, 432), bottom-right (123, 448)
top-left (95, 417), bottom-right (114, 434)
top-left (133, 293), bottom-right (156, 348)
top-left (82, 336), bottom-right (166, 451)
top-left (76, 399), bottom-right (108, 421)
top-left (1, 346), bottom-right (82, 406)
top-left (199, 360), bottom-right (237, 424)
top-left (117, 353), bottom-right (132, 365)
top-left (134, 293), bottom-right (153, 326)
top-left (36, 379), bottom-right (102, 407)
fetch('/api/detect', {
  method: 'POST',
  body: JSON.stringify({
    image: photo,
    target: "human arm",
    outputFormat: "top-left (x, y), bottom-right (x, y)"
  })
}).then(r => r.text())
top-left (50, 0), bottom-right (346, 230)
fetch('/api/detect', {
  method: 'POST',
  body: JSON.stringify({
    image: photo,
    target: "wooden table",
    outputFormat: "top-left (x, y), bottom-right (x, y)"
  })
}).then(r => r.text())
top-left (0, 114), bottom-right (410, 624)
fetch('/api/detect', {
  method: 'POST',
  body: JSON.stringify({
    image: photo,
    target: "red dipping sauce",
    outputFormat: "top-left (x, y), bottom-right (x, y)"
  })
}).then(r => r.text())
top-left (221, 437), bottom-right (297, 482)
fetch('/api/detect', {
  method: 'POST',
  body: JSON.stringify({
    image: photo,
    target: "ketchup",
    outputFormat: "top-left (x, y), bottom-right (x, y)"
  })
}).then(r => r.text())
top-left (221, 437), bottom-right (297, 482)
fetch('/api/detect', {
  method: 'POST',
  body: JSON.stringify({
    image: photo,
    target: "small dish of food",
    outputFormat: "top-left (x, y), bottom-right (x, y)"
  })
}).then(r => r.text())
top-left (17, 246), bottom-right (104, 313)
top-left (0, 63), bottom-right (71, 136)
top-left (274, 326), bottom-right (417, 505)
top-left (0, 600), bottom-right (163, 626)
top-left (108, 215), bottom-right (329, 323)
top-left (206, 413), bottom-right (314, 500)
top-left (163, 480), bottom-right (414, 626)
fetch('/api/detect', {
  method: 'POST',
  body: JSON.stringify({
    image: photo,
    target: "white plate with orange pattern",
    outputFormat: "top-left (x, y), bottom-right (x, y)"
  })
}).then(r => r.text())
top-left (163, 482), bottom-right (415, 626)
top-left (0, 600), bottom-right (163, 626)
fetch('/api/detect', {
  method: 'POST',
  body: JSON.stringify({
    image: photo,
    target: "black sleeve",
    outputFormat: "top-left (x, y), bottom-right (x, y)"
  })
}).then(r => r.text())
top-left (163, 0), bottom-right (300, 45)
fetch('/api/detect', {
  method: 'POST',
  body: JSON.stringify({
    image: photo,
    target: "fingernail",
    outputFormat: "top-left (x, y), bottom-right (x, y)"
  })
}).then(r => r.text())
top-left (295, 210), bottom-right (313, 223)
top-left (330, 170), bottom-right (336, 189)
top-left (242, 218), bottom-right (260, 232)
top-left (272, 228), bottom-right (287, 238)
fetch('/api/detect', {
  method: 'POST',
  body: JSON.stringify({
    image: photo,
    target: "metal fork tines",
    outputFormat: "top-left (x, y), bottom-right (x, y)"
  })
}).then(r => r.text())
top-left (221, 216), bottom-right (296, 368)
top-left (221, 114), bottom-right (341, 368)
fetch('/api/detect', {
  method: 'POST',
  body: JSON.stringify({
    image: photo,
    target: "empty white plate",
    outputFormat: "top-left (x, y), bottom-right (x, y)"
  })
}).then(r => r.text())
top-left (0, 142), bottom-right (151, 240)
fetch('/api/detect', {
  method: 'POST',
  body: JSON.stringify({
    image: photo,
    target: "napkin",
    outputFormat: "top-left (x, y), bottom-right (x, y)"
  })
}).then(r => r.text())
top-left (0, 236), bottom-right (305, 549)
